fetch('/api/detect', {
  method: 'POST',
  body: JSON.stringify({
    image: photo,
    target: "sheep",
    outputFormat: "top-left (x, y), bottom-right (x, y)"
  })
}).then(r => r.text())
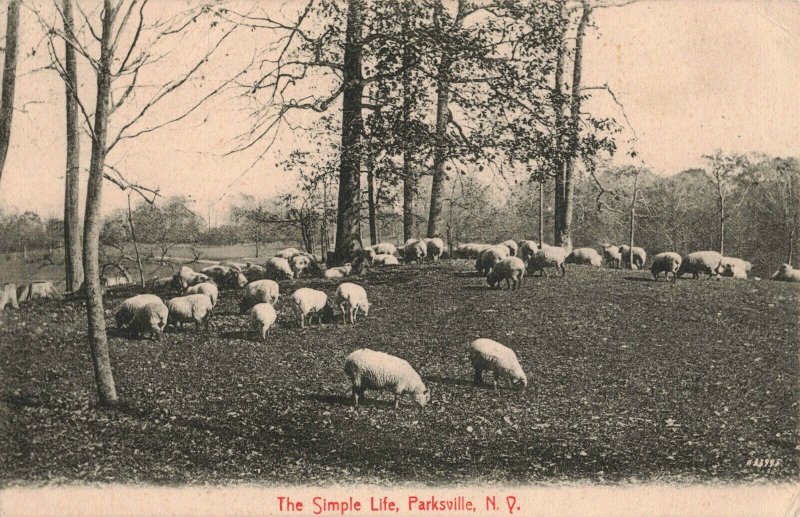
top-left (565, 247), bottom-right (603, 267)
top-left (292, 251), bottom-right (324, 277)
top-left (403, 239), bottom-right (427, 264)
top-left (250, 303), bottom-right (278, 341)
top-left (518, 240), bottom-right (539, 262)
top-left (486, 257), bottom-right (526, 290)
top-left (324, 264), bottom-right (352, 278)
top-left (201, 265), bottom-right (248, 288)
top-left (172, 266), bottom-right (210, 289)
top-left (423, 237), bottom-right (445, 262)
top-left (650, 252), bottom-right (682, 282)
top-left (721, 263), bottom-right (748, 279)
top-left (370, 242), bottom-right (397, 256)
top-left (264, 257), bottom-right (295, 281)
top-left (499, 240), bottom-right (518, 257)
top-left (720, 257), bottom-right (753, 277)
top-left (677, 251), bottom-right (723, 279)
top-left (601, 244), bottom-right (622, 269)
top-left (770, 264), bottom-right (800, 283)
top-left (526, 244), bottom-right (569, 277)
top-left (166, 293), bottom-right (214, 330)
top-left (290, 288), bottom-right (333, 328)
top-left (468, 338), bottom-right (527, 390)
top-left (16, 281), bottom-right (62, 302)
top-left (239, 279), bottom-right (280, 313)
top-left (1, 283), bottom-right (18, 311)
top-left (372, 254), bottom-right (400, 266)
top-left (241, 264), bottom-right (268, 281)
top-left (275, 247), bottom-right (302, 259)
top-left (619, 245), bottom-right (647, 269)
top-left (334, 283), bottom-right (370, 324)
top-left (128, 301), bottom-right (169, 341)
top-left (115, 294), bottom-right (163, 329)
top-left (344, 348), bottom-right (430, 409)
top-left (453, 243), bottom-right (489, 259)
top-left (219, 261), bottom-right (245, 271)
top-left (475, 245), bottom-right (510, 276)
top-left (185, 281), bottom-right (219, 307)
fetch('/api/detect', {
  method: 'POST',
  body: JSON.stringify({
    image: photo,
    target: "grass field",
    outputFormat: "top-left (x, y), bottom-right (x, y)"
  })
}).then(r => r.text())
top-left (1, 261), bottom-right (798, 485)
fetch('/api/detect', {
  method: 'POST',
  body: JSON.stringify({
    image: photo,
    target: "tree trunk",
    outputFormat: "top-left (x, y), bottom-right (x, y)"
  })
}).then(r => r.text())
top-left (788, 228), bottom-right (794, 265)
top-left (551, 6), bottom-right (566, 245)
top-left (366, 156), bottom-right (377, 245)
top-left (401, 6), bottom-right (416, 242)
top-left (628, 173), bottom-right (638, 269)
top-left (539, 179), bottom-right (545, 246)
top-left (83, 0), bottom-right (118, 407)
top-left (0, 0), bottom-right (20, 184)
top-left (334, 0), bottom-right (364, 264)
top-left (63, 0), bottom-right (83, 293)
top-left (427, 57), bottom-right (450, 238)
top-left (717, 184), bottom-right (725, 256)
top-left (126, 193), bottom-right (145, 289)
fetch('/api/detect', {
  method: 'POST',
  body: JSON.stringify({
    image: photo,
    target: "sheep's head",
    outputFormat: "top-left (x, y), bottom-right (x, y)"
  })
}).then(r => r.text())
top-left (319, 303), bottom-right (335, 323)
top-left (414, 387), bottom-right (430, 407)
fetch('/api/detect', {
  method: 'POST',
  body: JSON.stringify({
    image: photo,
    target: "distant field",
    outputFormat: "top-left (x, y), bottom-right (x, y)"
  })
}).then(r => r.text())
top-left (1, 261), bottom-right (797, 485)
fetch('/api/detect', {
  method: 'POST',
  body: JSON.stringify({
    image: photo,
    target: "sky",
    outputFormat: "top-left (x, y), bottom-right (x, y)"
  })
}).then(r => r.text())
top-left (0, 0), bottom-right (798, 221)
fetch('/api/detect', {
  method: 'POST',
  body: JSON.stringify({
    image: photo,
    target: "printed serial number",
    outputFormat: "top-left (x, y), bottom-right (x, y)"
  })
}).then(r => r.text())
top-left (745, 458), bottom-right (783, 468)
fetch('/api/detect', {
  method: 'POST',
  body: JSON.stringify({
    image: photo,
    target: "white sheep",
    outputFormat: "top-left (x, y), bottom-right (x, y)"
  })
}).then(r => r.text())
top-left (239, 279), bottom-right (280, 313)
top-left (324, 264), bottom-right (352, 278)
top-left (275, 247), bottom-right (302, 259)
top-left (201, 265), bottom-right (248, 288)
top-left (344, 348), bottom-right (430, 408)
top-left (518, 240), bottom-right (539, 262)
top-left (770, 264), bottom-right (800, 282)
top-left (115, 294), bottom-right (163, 329)
top-left (166, 293), bottom-right (214, 330)
top-left (250, 303), bottom-right (278, 341)
top-left (487, 257), bottom-right (526, 290)
top-left (721, 263), bottom-right (748, 279)
top-left (372, 254), bottom-right (400, 266)
top-left (172, 266), bottom-right (210, 289)
top-left (601, 244), bottom-right (622, 269)
top-left (527, 244), bottom-right (569, 277)
top-left (565, 247), bottom-right (603, 267)
top-left (185, 281), bottom-right (219, 307)
top-left (677, 251), bottom-right (723, 279)
top-left (423, 237), bottom-right (445, 262)
top-left (403, 239), bottom-right (427, 264)
top-left (468, 338), bottom-right (527, 390)
top-left (1, 283), bottom-right (19, 311)
top-left (475, 245), bottom-right (509, 276)
top-left (499, 240), bottom-right (518, 257)
top-left (334, 282), bottom-right (370, 324)
top-left (291, 287), bottom-right (333, 328)
top-left (129, 301), bottom-right (169, 341)
top-left (619, 245), bottom-right (647, 269)
top-left (370, 242), bottom-right (397, 256)
top-left (720, 256), bottom-right (753, 277)
top-left (16, 281), bottom-right (62, 302)
top-left (289, 253), bottom-right (313, 278)
top-left (650, 252), bottom-right (682, 282)
top-left (264, 257), bottom-right (295, 280)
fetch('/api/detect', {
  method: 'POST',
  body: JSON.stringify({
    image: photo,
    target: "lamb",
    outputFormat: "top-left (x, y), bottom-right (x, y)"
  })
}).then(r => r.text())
top-left (16, 281), bottom-right (62, 302)
top-left (518, 240), bottom-right (539, 262)
top-left (601, 244), bottom-right (622, 269)
top-left (128, 301), bottom-right (169, 340)
top-left (770, 264), bottom-right (800, 282)
top-left (650, 252), bottom-right (682, 282)
top-left (275, 247), bottom-right (302, 259)
top-left (166, 293), bottom-right (214, 330)
top-left (1, 283), bottom-right (18, 311)
top-left (239, 279), bottom-right (280, 313)
top-left (423, 237), bottom-right (445, 262)
top-left (526, 244), bottom-right (569, 277)
top-left (468, 338), bottom-right (527, 390)
top-left (334, 283), bottom-right (370, 324)
top-left (324, 264), bottom-right (352, 278)
top-left (677, 251), bottom-right (723, 279)
top-left (250, 303), bottom-right (278, 341)
top-left (185, 281), bottom-right (219, 307)
top-left (475, 245), bottom-right (510, 276)
top-left (264, 257), bottom-right (295, 281)
top-left (403, 239), bottom-right (427, 264)
top-left (290, 287), bottom-right (333, 328)
top-left (370, 242), bottom-right (397, 256)
top-left (344, 348), bottom-right (430, 409)
top-left (201, 265), bottom-right (248, 288)
top-left (372, 254), bottom-right (400, 266)
top-left (565, 247), bottom-right (603, 267)
top-left (619, 245), bottom-right (647, 269)
top-left (172, 266), bottom-right (210, 289)
top-left (720, 257), bottom-right (753, 277)
top-left (486, 257), bottom-right (526, 290)
top-left (115, 294), bottom-right (163, 329)
top-left (499, 240), bottom-right (518, 257)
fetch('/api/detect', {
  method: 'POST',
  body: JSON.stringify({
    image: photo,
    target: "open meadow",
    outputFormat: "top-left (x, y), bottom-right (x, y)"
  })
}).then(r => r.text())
top-left (1, 260), bottom-right (797, 485)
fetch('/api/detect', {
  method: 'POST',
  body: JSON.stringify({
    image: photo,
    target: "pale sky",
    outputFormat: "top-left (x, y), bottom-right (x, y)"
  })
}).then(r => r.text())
top-left (0, 0), bottom-right (798, 221)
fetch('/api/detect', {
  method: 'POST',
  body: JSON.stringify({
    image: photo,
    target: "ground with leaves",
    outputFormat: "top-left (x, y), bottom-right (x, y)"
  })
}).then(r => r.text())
top-left (1, 261), bottom-right (798, 485)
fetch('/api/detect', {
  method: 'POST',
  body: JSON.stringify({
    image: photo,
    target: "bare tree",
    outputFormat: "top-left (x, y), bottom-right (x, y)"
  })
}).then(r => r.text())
top-left (703, 151), bottom-right (750, 256)
top-left (0, 0), bottom-right (20, 184)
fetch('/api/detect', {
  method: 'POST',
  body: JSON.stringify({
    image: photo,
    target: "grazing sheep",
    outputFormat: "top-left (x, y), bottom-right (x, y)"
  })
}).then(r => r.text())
top-left (264, 257), bottom-right (295, 281)
top-left (468, 338), bottom-right (527, 390)
top-left (324, 264), bottom-right (352, 278)
top-left (1, 283), bottom-right (18, 311)
top-left (147, 276), bottom-right (173, 291)
top-left (250, 303), bottom-right (278, 341)
top-left (721, 263), bottom-right (748, 279)
top-left (185, 281), bottom-right (219, 307)
top-left (677, 251), bottom-right (724, 279)
top-left (239, 279), bottom-right (280, 313)
top-left (16, 281), bottom-right (62, 302)
top-left (219, 261), bottom-right (245, 271)
top-left (770, 264), bottom-right (800, 283)
top-left (453, 243), bottom-right (489, 259)
top-left (372, 254), bottom-right (400, 266)
top-left (650, 252), bottom-right (682, 282)
top-left (275, 247), bottom-right (302, 259)
top-left (103, 274), bottom-right (132, 289)
top-left (241, 264), bottom-right (268, 281)
top-left (499, 240), bottom-right (518, 257)
top-left (565, 247), bottom-right (603, 267)
top-left (201, 265), bottom-right (248, 288)
top-left (403, 239), bottom-right (427, 264)
top-left (129, 301), bottom-right (169, 341)
top-left (115, 294), bottom-right (163, 329)
top-left (290, 288), bottom-right (333, 328)
top-left (602, 244), bottom-right (622, 269)
top-left (527, 244), bottom-right (569, 277)
top-left (475, 245), bottom-right (510, 276)
top-left (370, 242), bottom-right (397, 256)
top-left (518, 240), bottom-right (539, 262)
top-left (334, 283), bottom-right (370, 324)
top-left (619, 245), bottom-right (647, 269)
top-left (172, 266), bottom-right (210, 289)
top-left (720, 257), bottom-right (753, 276)
top-left (423, 237), bottom-right (445, 262)
top-left (487, 257), bottom-right (526, 290)
top-left (344, 348), bottom-right (430, 409)
top-left (166, 294), bottom-right (214, 330)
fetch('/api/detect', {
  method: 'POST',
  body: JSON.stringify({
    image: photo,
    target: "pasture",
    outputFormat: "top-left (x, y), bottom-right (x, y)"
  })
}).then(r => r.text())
top-left (1, 261), bottom-right (798, 485)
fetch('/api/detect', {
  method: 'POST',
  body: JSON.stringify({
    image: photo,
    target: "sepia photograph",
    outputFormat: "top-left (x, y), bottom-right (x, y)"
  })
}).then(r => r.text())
top-left (0, 0), bottom-right (797, 515)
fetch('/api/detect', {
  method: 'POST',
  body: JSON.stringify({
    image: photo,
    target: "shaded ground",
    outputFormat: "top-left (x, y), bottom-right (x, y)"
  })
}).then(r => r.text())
top-left (1, 261), bottom-right (798, 485)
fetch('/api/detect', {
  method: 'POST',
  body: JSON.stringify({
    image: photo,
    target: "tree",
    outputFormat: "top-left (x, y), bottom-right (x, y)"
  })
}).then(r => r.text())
top-left (0, 0), bottom-right (20, 184)
top-left (703, 151), bottom-right (750, 255)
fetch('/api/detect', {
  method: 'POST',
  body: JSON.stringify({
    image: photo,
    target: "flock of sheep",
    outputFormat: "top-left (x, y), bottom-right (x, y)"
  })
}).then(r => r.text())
top-left (110, 236), bottom-right (796, 409)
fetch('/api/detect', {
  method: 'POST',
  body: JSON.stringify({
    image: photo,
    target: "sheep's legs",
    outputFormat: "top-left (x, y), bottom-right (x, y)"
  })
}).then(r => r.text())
top-left (473, 368), bottom-right (483, 386)
top-left (394, 394), bottom-right (400, 409)
top-left (340, 304), bottom-right (347, 324)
